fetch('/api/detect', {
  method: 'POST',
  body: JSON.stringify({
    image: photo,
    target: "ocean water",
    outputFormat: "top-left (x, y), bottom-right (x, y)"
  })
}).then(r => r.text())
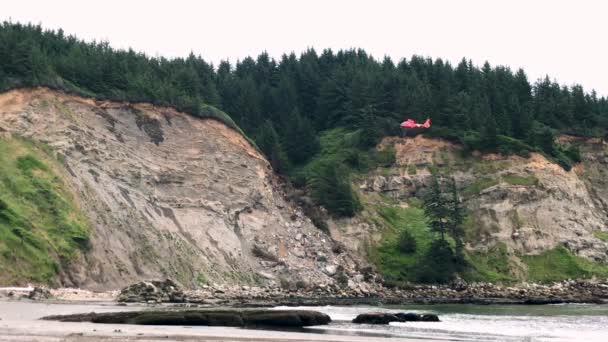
top-left (274, 303), bottom-right (608, 341)
top-left (2, 300), bottom-right (606, 341)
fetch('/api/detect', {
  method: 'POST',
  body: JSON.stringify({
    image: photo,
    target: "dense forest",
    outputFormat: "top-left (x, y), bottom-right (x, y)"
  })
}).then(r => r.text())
top-left (1, 22), bottom-right (607, 217)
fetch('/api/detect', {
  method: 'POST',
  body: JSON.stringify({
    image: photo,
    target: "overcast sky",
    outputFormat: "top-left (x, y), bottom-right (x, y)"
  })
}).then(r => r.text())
top-left (3, 0), bottom-right (607, 95)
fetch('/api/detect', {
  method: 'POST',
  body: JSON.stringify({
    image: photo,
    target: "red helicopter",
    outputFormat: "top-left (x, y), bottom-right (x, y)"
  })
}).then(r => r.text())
top-left (401, 118), bottom-right (431, 129)
top-left (400, 118), bottom-right (431, 136)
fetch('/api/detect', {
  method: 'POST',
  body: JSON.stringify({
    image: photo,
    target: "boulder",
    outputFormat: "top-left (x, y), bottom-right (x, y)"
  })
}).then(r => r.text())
top-left (28, 287), bottom-right (52, 301)
top-left (352, 313), bottom-right (401, 324)
top-left (450, 278), bottom-right (468, 291)
top-left (324, 265), bottom-right (337, 276)
top-left (118, 279), bottom-right (186, 303)
top-left (372, 176), bottom-right (388, 192)
top-left (395, 312), bottom-right (421, 321)
top-left (420, 314), bottom-right (440, 322)
top-left (352, 312), bottom-right (440, 324)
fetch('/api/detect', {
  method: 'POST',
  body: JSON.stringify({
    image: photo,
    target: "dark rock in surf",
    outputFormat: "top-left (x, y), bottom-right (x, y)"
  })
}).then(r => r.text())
top-left (41, 309), bottom-right (331, 328)
top-left (244, 310), bottom-right (331, 327)
top-left (352, 312), bottom-right (440, 324)
top-left (395, 312), bottom-right (421, 321)
top-left (352, 313), bottom-right (402, 324)
top-left (420, 314), bottom-right (440, 322)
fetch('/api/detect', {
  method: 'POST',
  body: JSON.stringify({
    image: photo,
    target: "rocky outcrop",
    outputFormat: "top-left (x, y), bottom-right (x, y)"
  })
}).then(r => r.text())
top-left (42, 309), bottom-right (331, 327)
top-left (0, 88), bottom-right (365, 290)
top-left (118, 279), bottom-right (186, 303)
top-left (27, 287), bottom-right (52, 301)
top-left (352, 312), bottom-right (440, 324)
top-left (344, 135), bottom-right (608, 272)
top-left (352, 313), bottom-right (402, 324)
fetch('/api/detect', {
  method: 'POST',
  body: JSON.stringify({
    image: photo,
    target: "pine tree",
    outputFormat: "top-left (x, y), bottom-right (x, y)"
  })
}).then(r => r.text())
top-left (423, 170), bottom-right (449, 241)
top-left (309, 162), bottom-right (361, 217)
top-left (509, 94), bottom-right (532, 139)
top-left (482, 112), bottom-right (498, 151)
top-left (318, 68), bottom-right (350, 128)
top-left (447, 177), bottom-right (465, 253)
top-left (254, 121), bottom-right (289, 173)
top-left (282, 109), bottom-right (320, 165)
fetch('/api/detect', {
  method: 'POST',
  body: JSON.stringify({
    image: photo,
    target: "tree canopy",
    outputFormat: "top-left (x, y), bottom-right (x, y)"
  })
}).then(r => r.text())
top-left (2, 21), bottom-right (607, 216)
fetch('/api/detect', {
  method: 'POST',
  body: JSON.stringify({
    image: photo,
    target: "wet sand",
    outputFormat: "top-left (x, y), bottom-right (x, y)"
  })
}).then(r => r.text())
top-left (0, 300), bottom-right (429, 342)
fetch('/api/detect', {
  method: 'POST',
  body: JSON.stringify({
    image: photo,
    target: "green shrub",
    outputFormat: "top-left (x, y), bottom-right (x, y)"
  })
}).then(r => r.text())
top-left (196, 273), bottom-right (208, 285)
top-left (335, 272), bottom-right (349, 288)
top-left (407, 197), bottom-right (423, 208)
top-left (308, 162), bottom-right (361, 217)
top-left (374, 146), bottom-right (396, 167)
top-left (462, 131), bottom-right (483, 152)
top-left (552, 149), bottom-right (573, 171)
top-left (463, 178), bottom-right (499, 196)
top-left (407, 164), bottom-right (417, 175)
top-left (310, 212), bottom-right (330, 233)
top-left (559, 144), bottom-right (582, 163)
top-left (398, 230), bottom-right (417, 254)
top-left (495, 135), bottom-right (535, 157)
top-left (415, 239), bottom-right (458, 283)
top-left (278, 276), bottom-right (291, 290)
top-left (502, 174), bottom-right (539, 186)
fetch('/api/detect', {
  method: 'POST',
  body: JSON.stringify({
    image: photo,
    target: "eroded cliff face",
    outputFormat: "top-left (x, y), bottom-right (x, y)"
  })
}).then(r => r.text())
top-left (338, 135), bottom-right (608, 270)
top-left (2, 88), bottom-right (606, 289)
top-left (0, 88), bottom-right (363, 290)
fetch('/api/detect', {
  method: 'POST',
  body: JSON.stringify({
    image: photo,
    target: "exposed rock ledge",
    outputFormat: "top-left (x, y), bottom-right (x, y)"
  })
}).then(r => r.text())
top-left (42, 309), bottom-right (331, 327)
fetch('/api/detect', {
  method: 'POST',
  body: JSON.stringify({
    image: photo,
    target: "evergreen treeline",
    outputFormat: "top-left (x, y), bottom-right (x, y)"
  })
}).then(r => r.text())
top-left (2, 22), bottom-right (607, 216)
top-left (0, 22), bottom-right (239, 133)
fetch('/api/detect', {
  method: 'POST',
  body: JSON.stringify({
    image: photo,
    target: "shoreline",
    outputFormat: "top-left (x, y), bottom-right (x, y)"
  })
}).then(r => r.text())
top-left (1, 297), bottom-right (606, 342)
top-left (3, 279), bottom-right (608, 307)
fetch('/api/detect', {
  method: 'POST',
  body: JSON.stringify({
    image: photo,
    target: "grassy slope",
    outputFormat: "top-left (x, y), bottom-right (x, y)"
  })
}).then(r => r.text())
top-left (523, 246), bottom-right (608, 283)
top-left (593, 231), bottom-right (608, 242)
top-left (371, 201), bottom-right (608, 284)
top-left (463, 243), bottom-right (518, 283)
top-left (371, 204), bottom-right (434, 285)
top-left (292, 128), bottom-right (395, 180)
top-left (0, 136), bottom-right (90, 284)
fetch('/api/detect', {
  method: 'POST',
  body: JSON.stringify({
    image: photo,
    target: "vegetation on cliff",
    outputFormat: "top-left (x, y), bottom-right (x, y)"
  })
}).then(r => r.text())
top-left (0, 137), bottom-right (90, 284)
top-left (373, 171), bottom-right (469, 284)
top-left (374, 197), bottom-right (608, 284)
